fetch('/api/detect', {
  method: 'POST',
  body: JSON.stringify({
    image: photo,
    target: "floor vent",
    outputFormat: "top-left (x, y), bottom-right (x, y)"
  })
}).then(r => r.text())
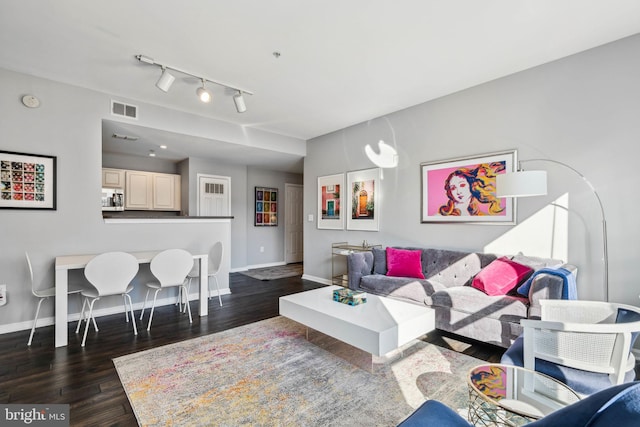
top-left (111, 100), bottom-right (138, 119)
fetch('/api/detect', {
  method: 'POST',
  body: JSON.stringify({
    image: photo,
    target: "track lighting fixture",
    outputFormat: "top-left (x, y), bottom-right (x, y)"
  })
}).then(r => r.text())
top-left (196, 80), bottom-right (212, 103)
top-left (135, 54), bottom-right (253, 112)
top-left (155, 68), bottom-right (175, 92)
top-left (233, 91), bottom-right (246, 113)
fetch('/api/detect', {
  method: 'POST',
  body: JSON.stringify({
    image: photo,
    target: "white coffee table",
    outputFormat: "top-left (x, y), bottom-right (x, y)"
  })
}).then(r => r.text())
top-left (279, 286), bottom-right (435, 358)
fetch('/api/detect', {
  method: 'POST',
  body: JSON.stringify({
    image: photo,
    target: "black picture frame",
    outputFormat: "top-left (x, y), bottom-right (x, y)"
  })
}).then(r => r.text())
top-left (0, 150), bottom-right (57, 210)
top-left (254, 186), bottom-right (277, 226)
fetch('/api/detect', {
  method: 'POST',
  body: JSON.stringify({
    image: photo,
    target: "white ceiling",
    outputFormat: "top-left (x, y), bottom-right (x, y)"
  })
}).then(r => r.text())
top-left (2, 1), bottom-right (640, 171)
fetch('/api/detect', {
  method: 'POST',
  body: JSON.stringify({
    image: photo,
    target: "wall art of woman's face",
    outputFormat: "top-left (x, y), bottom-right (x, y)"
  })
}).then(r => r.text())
top-left (448, 175), bottom-right (472, 203)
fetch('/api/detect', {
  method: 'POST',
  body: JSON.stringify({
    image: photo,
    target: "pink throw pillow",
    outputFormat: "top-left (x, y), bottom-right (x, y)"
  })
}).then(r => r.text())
top-left (472, 257), bottom-right (534, 296)
top-left (386, 248), bottom-right (425, 279)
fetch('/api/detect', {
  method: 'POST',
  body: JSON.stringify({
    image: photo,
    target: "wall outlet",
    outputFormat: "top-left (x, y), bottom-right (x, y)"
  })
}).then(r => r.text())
top-left (259, 246), bottom-right (265, 253)
top-left (0, 284), bottom-right (6, 306)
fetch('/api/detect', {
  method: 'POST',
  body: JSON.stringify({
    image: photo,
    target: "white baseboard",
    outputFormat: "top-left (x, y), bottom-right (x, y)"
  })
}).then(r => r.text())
top-left (0, 288), bottom-right (231, 335)
top-left (302, 274), bottom-right (332, 286)
top-left (230, 261), bottom-right (287, 273)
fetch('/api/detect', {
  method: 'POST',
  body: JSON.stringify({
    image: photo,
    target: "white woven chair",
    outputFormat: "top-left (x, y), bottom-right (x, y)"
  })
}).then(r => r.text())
top-left (508, 299), bottom-right (640, 396)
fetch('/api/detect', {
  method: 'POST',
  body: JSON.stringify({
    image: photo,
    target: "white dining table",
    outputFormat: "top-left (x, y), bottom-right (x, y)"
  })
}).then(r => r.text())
top-left (54, 250), bottom-right (208, 347)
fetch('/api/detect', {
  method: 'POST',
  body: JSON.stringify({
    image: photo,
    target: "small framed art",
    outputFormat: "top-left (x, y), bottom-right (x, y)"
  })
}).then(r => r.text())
top-left (255, 186), bottom-right (278, 226)
top-left (346, 168), bottom-right (380, 231)
top-left (317, 173), bottom-right (344, 230)
top-left (0, 150), bottom-right (57, 210)
top-left (420, 150), bottom-right (516, 224)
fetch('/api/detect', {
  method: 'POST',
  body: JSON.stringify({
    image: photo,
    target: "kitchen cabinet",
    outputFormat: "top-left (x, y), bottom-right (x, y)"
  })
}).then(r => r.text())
top-left (102, 168), bottom-right (125, 189)
top-left (124, 170), bottom-right (181, 211)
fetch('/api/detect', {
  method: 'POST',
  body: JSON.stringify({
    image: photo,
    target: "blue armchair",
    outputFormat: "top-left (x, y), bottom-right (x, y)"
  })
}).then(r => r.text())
top-left (398, 381), bottom-right (640, 426)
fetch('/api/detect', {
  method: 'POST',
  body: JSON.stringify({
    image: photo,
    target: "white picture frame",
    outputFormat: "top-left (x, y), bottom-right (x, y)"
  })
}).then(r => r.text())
top-left (317, 173), bottom-right (344, 229)
top-left (346, 168), bottom-right (380, 231)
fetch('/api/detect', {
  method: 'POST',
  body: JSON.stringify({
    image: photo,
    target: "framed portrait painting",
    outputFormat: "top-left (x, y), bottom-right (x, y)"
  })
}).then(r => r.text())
top-left (255, 186), bottom-right (277, 226)
top-left (317, 173), bottom-right (344, 230)
top-left (346, 168), bottom-right (380, 231)
top-left (420, 150), bottom-right (516, 224)
top-left (0, 150), bottom-right (56, 210)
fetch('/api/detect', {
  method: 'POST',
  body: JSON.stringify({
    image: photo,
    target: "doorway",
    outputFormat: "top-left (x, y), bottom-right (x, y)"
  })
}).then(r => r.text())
top-left (284, 183), bottom-right (303, 263)
top-left (197, 174), bottom-right (231, 216)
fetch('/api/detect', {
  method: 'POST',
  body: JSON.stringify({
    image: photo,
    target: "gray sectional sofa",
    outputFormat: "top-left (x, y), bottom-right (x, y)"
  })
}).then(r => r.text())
top-left (347, 247), bottom-right (576, 348)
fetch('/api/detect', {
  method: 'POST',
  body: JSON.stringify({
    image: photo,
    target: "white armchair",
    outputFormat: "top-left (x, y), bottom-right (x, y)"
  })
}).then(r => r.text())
top-left (502, 299), bottom-right (640, 396)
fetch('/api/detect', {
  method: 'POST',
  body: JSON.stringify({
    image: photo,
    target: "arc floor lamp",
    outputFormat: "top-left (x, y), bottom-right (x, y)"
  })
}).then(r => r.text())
top-left (496, 159), bottom-right (608, 302)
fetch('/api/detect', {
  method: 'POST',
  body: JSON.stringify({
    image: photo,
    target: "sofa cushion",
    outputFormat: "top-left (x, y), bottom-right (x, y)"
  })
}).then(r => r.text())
top-left (372, 247), bottom-right (387, 275)
top-left (386, 247), bottom-right (425, 279)
top-left (359, 275), bottom-right (447, 306)
top-left (472, 256), bottom-right (533, 296)
top-left (431, 286), bottom-right (529, 320)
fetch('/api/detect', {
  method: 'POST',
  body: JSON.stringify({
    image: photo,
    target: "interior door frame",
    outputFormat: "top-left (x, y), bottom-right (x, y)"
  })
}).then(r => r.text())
top-left (196, 173), bottom-right (231, 216)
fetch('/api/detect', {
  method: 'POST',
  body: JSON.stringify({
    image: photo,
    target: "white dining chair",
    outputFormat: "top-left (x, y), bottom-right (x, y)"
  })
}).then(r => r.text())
top-left (26, 252), bottom-right (93, 346)
top-left (182, 241), bottom-right (224, 311)
top-left (79, 251), bottom-right (139, 347)
top-left (140, 249), bottom-right (194, 331)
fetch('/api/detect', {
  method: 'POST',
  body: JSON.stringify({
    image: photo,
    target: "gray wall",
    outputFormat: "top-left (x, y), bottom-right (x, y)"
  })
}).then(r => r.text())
top-left (304, 34), bottom-right (640, 306)
top-left (0, 67), bottom-right (304, 333)
top-left (247, 168), bottom-right (304, 266)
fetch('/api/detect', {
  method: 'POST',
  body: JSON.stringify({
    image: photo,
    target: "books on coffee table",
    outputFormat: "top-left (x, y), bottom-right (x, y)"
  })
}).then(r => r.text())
top-left (333, 288), bottom-right (367, 306)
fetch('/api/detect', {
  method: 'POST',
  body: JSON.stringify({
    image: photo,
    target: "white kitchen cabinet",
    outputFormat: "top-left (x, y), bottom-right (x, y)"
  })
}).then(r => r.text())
top-left (102, 168), bottom-right (125, 189)
top-left (124, 170), bottom-right (181, 211)
top-left (152, 173), bottom-right (180, 210)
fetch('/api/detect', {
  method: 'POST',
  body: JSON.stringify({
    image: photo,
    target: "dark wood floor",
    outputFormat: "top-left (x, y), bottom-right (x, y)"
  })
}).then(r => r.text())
top-left (0, 273), bottom-right (504, 426)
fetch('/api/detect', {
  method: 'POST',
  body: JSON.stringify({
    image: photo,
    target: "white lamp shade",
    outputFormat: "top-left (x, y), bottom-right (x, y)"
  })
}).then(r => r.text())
top-left (496, 170), bottom-right (547, 198)
top-left (156, 69), bottom-right (175, 92)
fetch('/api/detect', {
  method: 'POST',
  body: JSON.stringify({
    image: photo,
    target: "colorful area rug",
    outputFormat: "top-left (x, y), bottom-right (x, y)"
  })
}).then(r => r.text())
top-left (239, 263), bottom-right (303, 280)
top-left (113, 316), bottom-right (480, 426)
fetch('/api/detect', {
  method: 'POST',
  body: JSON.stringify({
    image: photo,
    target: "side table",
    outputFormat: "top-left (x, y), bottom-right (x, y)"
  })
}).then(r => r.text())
top-left (331, 242), bottom-right (381, 287)
top-left (467, 364), bottom-right (580, 426)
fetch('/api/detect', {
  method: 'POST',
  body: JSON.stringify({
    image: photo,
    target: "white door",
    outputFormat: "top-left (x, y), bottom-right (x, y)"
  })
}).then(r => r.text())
top-left (198, 174), bottom-right (231, 216)
top-left (285, 183), bottom-right (303, 263)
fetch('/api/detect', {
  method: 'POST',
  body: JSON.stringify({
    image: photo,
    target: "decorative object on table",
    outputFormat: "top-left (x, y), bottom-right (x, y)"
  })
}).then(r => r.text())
top-left (254, 186), bottom-right (278, 226)
top-left (0, 150), bottom-right (56, 210)
top-left (346, 167), bottom-right (380, 231)
top-left (496, 158), bottom-right (609, 301)
top-left (333, 288), bottom-right (367, 305)
top-left (420, 150), bottom-right (516, 224)
top-left (317, 173), bottom-right (344, 229)
top-left (114, 316), bottom-right (483, 427)
top-left (467, 363), bottom-right (580, 426)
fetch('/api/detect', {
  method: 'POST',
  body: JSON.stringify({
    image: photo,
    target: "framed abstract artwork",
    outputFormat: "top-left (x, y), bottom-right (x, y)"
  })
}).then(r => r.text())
top-left (317, 173), bottom-right (344, 230)
top-left (420, 150), bottom-right (516, 224)
top-left (255, 186), bottom-right (278, 226)
top-left (0, 150), bottom-right (57, 210)
top-left (346, 168), bottom-right (380, 231)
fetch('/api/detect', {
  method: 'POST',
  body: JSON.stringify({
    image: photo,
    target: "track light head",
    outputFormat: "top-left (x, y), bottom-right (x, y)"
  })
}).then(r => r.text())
top-left (196, 80), bottom-right (212, 103)
top-left (233, 91), bottom-right (247, 113)
top-left (156, 68), bottom-right (175, 92)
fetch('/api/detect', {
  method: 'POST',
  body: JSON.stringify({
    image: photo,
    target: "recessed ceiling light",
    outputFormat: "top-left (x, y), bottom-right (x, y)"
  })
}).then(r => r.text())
top-left (160, 145), bottom-right (167, 149)
top-left (149, 150), bottom-right (156, 157)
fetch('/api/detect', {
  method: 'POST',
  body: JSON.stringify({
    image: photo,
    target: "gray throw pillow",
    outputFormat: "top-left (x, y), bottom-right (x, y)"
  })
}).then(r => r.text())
top-left (372, 247), bottom-right (387, 275)
top-left (511, 252), bottom-right (563, 271)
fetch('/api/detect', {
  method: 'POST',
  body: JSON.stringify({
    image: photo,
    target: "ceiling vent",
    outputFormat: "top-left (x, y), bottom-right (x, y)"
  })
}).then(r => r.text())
top-left (111, 100), bottom-right (138, 120)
